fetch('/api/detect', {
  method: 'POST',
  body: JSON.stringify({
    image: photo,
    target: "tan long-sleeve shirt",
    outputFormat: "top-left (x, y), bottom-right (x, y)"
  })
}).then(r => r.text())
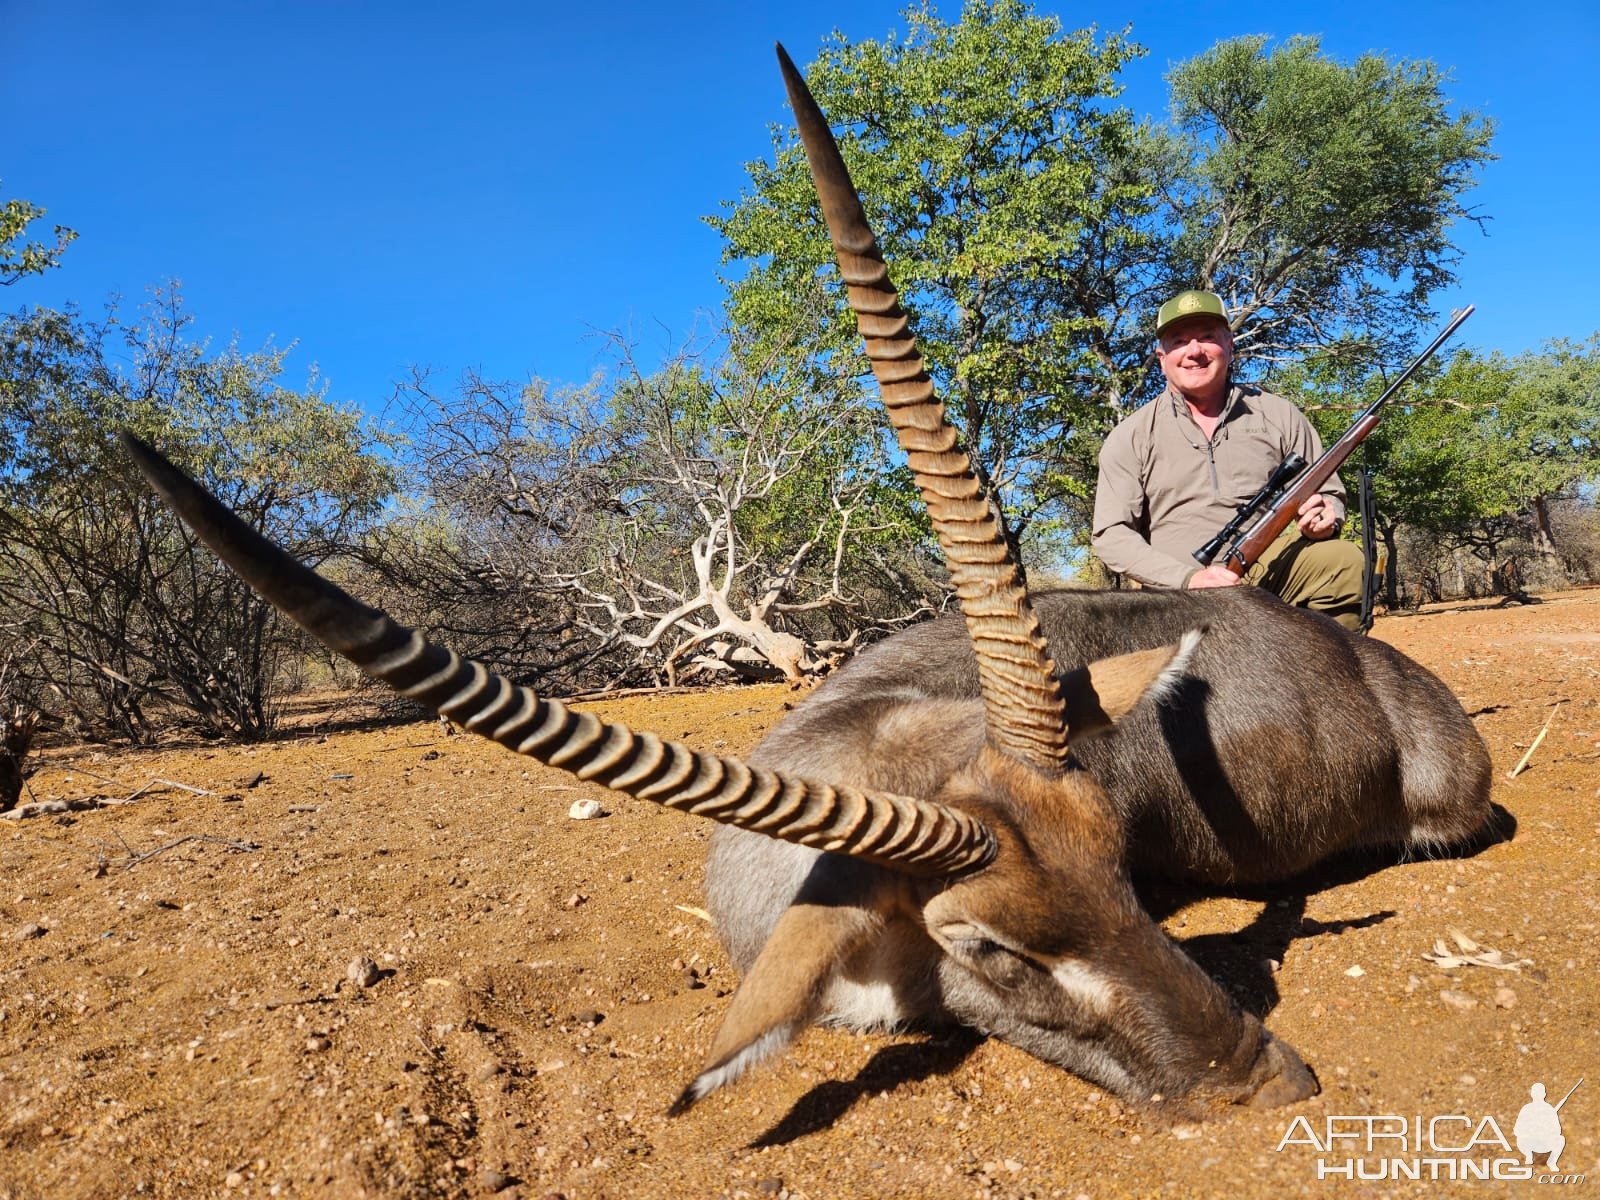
top-left (1092, 384), bottom-right (1347, 588)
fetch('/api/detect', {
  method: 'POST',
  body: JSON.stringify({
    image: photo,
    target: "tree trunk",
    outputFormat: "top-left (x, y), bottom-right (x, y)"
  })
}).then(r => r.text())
top-left (1531, 495), bottom-right (1561, 563)
top-left (1381, 526), bottom-right (1401, 610)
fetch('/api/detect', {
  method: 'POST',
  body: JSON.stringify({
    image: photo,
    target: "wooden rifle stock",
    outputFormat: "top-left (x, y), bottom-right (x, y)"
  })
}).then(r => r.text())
top-left (1217, 306), bottom-right (1476, 576)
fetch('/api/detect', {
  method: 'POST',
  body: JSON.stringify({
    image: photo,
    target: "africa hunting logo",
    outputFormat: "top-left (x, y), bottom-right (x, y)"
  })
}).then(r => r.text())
top-left (1276, 1078), bottom-right (1586, 1183)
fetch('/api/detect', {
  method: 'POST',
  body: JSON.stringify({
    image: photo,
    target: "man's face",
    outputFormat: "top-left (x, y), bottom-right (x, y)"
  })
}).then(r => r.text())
top-left (1157, 316), bottom-right (1233, 403)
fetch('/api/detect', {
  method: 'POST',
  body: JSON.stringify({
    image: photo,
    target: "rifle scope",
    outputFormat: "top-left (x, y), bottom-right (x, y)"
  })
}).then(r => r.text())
top-left (1192, 451), bottom-right (1307, 567)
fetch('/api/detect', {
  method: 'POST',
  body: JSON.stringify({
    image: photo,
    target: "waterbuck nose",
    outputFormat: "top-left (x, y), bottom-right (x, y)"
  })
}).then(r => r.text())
top-left (1244, 1032), bottom-right (1320, 1108)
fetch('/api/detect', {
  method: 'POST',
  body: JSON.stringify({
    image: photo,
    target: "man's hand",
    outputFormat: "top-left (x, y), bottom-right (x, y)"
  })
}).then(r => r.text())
top-left (1297, 495), bottom-right (1342, 540)
top-left (1187, 565), bottom-right (1243, 589)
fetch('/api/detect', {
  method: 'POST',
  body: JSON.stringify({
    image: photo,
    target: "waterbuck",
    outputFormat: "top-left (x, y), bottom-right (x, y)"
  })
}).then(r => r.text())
top-left (121, 47), bottom-right (1493, 1120)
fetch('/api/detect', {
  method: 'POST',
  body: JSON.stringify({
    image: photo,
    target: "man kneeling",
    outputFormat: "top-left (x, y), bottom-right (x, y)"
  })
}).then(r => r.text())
top-left (1092, 289), bottom-right (1364, 631)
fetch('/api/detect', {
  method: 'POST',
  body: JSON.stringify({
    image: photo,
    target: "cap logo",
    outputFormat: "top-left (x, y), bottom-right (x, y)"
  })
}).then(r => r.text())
top-left (1178, 292), bottom-right (1203, 314)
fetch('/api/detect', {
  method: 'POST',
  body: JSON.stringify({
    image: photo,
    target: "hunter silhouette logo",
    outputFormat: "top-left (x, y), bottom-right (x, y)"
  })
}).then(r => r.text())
top-left (1276, 1075), bottom-right (1588, 1183)
top-left (1516, 1079), bottom-right (1582, 1171)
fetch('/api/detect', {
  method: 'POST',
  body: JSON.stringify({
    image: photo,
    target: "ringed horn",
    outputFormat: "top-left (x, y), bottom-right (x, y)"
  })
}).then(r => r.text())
top-left (776, 44), bottom-right (1072, 771)
top-left (119, 434), bottom-right (996, 877)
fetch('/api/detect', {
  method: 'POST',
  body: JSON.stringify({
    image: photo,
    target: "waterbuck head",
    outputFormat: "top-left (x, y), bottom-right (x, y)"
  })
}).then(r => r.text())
top-left (121, 46), bottom-right (1316, 1120)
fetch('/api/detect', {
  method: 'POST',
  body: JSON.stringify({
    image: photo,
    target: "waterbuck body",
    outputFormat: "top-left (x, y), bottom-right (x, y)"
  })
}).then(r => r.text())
top-left (735, 586), bottom-right (1489, 887)
top-left (121, 46), bottom-right (1495, 1122)
top-left (705, 586), bottom-right (1491, 1109)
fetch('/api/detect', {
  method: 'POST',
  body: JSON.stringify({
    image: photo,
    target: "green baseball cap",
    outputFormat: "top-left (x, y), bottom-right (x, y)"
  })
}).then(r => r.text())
top-left (1155, 289), bottom-right (1228, 337)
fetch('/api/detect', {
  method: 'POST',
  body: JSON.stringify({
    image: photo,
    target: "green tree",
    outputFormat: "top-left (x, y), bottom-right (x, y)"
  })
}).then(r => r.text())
top-left (0, 289), bottom-right (396, 740)
top-left (713, 0), bottom-right (1145, 550)
top-left (1295, 339), bottom-right (1600, 604)
top-left (1494, 335), bottom-right (1600, 567)
top-left (1160, 37), bottom-right (1494, 374)
top-left (1, 186), bottom-right (77, 285)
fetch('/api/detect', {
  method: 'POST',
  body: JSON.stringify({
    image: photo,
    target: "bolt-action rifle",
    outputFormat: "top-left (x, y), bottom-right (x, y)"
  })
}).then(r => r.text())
top-left (1196, 305), bottom-right (1476, 576)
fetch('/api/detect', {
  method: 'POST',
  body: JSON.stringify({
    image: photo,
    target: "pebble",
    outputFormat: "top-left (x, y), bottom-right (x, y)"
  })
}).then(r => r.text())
top-left (346, 957), bottom-right (381, 989)
top-left (306, 1036), bottom-right (331, 1052)
top-left (1493, 986), bottom-right (1518, 1009)
top-left (15, 923), bottom-right (46, 941)
top-left (568, 799), bottom-right (605, 820)
top-left (479, 1168), bottom-right (513, 1192)
top-left (1439, 989), bottom-right (1478, 1012)
top-left (1345, 965), bottom-right (1366, 978)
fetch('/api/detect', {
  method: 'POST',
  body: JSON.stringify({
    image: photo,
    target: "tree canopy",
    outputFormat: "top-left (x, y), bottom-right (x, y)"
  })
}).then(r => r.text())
top-left (1161, 35), bottom-right (1495, 371)
top-left (714, 4), bottom-right (1495, 545)
top-left (1, 186), bottom-right (77, 286)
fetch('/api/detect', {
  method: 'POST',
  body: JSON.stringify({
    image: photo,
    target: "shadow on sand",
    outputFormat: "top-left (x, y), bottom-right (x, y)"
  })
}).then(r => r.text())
top-left (750, 1029), bottom-right (985, 1148)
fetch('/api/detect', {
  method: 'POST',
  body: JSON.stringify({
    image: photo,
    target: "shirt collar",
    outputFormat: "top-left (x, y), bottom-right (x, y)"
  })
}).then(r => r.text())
top-left (1165, 381), bottom-right (1246, 424)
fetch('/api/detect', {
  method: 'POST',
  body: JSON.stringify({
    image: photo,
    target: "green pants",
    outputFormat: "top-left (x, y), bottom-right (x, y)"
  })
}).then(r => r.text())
top-left (1244, 526), bottom-right (1366, 631)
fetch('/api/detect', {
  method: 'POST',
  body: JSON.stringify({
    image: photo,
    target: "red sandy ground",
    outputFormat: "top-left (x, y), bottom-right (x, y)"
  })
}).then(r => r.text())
top-left (2, 591), bottom-right (1597, 1199)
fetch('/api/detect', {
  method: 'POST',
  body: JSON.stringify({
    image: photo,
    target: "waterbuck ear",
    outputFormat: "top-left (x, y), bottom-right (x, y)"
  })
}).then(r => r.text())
top-left (668, 900), bottom-right (884, 1116)
top-left (1061, 628), bottom-right (1204, 740)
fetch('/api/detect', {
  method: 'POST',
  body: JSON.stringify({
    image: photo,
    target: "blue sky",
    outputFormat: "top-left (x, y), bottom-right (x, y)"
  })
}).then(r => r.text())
top-left (6, 1), bottom-right (1596, 416)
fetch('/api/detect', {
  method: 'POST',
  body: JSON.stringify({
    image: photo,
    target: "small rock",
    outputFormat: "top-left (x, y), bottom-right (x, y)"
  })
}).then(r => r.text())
top-left (573, 1009), bottom-right (603, 1027)
top-left (1439, 989), bottom-right (1478, 1012)
top-left (564, 892), bottom-right (587, 908)
top-left (1493, 986), bottom-right (1518, 1009)
top-left (479, 1168), bottom-right (513, 1193)
top-left (225, 1172), bottom-right (244, 1189)
top-left (15, 923), bottom-right (46, 941)
top-left (568, 798), bottom-right (605, 820)
top-left (1459, 1073), bottom-right (1477, 1086)
top-left (756, 1180), bottom-right (782, 1196)
top-left (306, 1035), bottom-right (331, 1052)
top-left (1344, 965), bottom-right (1366, 978)
top-left (347, 957), bottom-right (381, 988)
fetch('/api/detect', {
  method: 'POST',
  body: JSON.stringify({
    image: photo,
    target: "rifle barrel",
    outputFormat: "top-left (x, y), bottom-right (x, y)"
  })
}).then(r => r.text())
top-left (1355, 304), bottom-right (1476, 424)
top-left (1554, 1077), bottom-right (1583, 1112)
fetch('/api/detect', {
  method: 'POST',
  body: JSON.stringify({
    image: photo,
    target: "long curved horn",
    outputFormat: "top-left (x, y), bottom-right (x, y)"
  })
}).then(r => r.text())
top-left (121, 434), bottom-right (995, 877)
top-left (775, 45), bottom-right (1071, 772)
